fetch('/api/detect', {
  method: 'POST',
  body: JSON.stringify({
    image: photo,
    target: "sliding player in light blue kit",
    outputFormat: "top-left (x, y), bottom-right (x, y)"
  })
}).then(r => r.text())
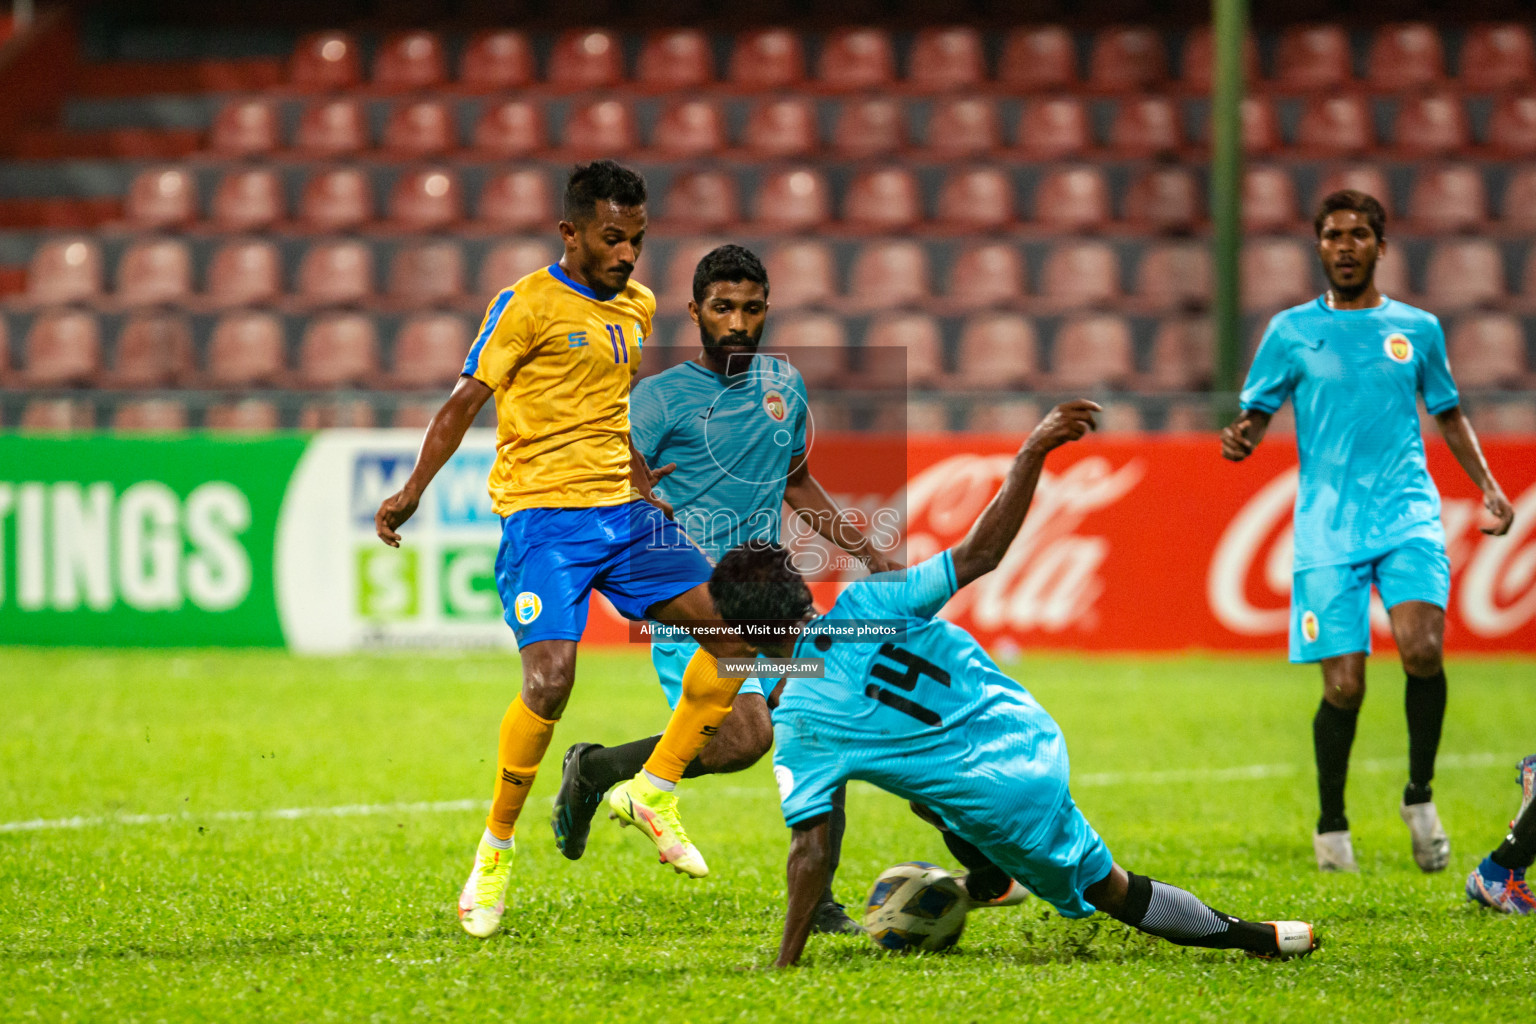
top-left (552, 245), bottom-right (896, 934)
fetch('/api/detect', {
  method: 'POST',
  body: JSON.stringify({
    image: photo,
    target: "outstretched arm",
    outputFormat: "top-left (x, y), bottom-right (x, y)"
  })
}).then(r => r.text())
top-left (375, 375), bottom-right (493, 546)
top-left (949, 400), bottom-right (1100, 589)
top-left (775, 816), bottom-right (832, 967)
top-left (783, 454), bottom-right (900, 574)
top-left (1220, 408), bottom-right (1272, 462)
top-left (1435, 405), bottom-right (1515, 536)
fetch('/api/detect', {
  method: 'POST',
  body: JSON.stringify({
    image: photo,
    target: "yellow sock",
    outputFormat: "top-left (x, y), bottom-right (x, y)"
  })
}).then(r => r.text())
top-left (643, 648), bottom-right (746, 783)
top-left (485, 696), bottom-right (557, 841)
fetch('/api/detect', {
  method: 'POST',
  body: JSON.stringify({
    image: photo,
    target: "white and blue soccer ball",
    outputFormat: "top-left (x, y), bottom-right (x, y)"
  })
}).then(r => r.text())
top-left (863, 862), bottom-right (968, 953)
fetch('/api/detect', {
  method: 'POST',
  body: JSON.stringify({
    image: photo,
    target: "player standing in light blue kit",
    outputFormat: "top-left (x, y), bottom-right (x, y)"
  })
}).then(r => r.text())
top-left (1222, 190), bottom-right (1515, 874)
top-left (551, 245), bottom-right (897, 933)
top-left (705, 401), bottom-right (1317, 967)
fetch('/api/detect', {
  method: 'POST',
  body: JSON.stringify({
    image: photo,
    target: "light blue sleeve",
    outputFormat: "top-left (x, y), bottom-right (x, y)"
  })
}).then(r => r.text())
top-left (1419, 317), bottom-right (1459, 415)
top-left (838, 550), bottom-right (958, 623)
top-left (629, 376), bottom-right (668, 466)
top-left (1239, 318), bottom-right (1295, 415)
top-left (790, 369), bottom-right (810, 458)
top-left (773, 716), bottom-right (843, 827)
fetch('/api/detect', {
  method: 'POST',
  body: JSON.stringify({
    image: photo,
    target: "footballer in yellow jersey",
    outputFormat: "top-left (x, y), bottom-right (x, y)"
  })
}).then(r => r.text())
top-left (374, 161), bottom-right (752, 939)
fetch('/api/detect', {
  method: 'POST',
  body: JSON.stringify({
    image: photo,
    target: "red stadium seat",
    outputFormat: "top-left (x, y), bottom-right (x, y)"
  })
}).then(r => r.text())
top-left (389, 241), bottom-right (465, 306)
top-left (116, 238), bottom-right (192, 307)
top-left (1124, 167), bottom-right (1201, 233)
top-left (937, 167), bottom-right (1015, 232)
top-left (1394, 94), bottom-right (1470, 156)
top-left (843, 167), bottom-right (924, 233)
top-left (846, 241), bottom-right (931, 311)
top-left (1297, 96), bottom-right (1372, 156)
top-left (1407, 165), bottom-right (1488, 233)
top-left (299, 399), bottom-right (376, 429)
top-left (21, 399), bottom-right (94, 431)
top-left (296, 240), bottom-right (374, 307)
top-left (125, 167), bottom-right (196, 230)
top-left (1476, 400), bottom-right (1536, 435)
top-left (1376, 250), bottom-right (1412, 301)
top-left (637, 29), bottom-right (714, 89)
top-left (207, 311), bottom-right (286, 387)
top-left (660, 171), bottom-right (740, 233)
top-left (729, 29), bottom-right (806, 89)
top-left (208, 98), bottom-right (280, 158)
top-left (459, 30), bottom-right (535, 91)
top-left (1241, 239), bottom-right (1313, 310)
top-left (1136, 242), bottom-right (1213, 310)
top-left (1015, 98), bottom-right (1091, 161)
top-left (965, 398), bottom-right (1041, 434)
top-left (1108, 96), bottom-right (1182, 158)
top-left (108, 312), bottom-right (194, 388)
top-left (1502, 168), bottom-right (1536, 232)
top-left (1239, 97), bottom-right (1282, 155)
top-left (657, 238), bottom-right (727, 311)
top-left (1181, 26), bottom-right (1259, 90)
top-left (1098, 402), bottom-right (1145, 434)
top-left (926, 98), bottom-right (1000, 158)
top-left (27, 238), bottom-right (102, 304)
top-left (210, 168), bottom-right (283, 232)
top-left (816, 28), bottom-right (895, 91)
top-left (471, 100), bottom-right (545, 159)
top-left (1425, 240), bottom-right (1506, 310)
top-left (391, 403), bottom-right (436, 428)
top-left (549, 29), bottom-right (624, 90)
top-left (207, 240), bottom-right (281, 308)
top-left (1490, 94), bottom-right (1536, 158)
top-left (1460, 24), bottom-right (1536, 91)
top-left (1366, 23), bottom-right (1445, 90)
top-left (113, 399), bottom-right (187, 432)
top-left (563, 100), bottom-right (638, 157)
top-left (1275, 24), bottom-right (1352, 91)
top-left (381, 100), bottom-right (456, 158)
top-left (743, 99), bottom-right (818, 158)
top-left (389, 169), bottom-right (463, 231)
top-left (904, 400), bottom-right (948, 434)
top-left (1088, 26), bottom-right (1169, 92)
top-left (1243, 165), bottom-right (1299, 233)
top-left (1041, 242), bottom-right (1120, 309)
top-left (1033, 167), bottom-right (1111, 233)
top-left (999, 26), bottom-right (1077, 92)
top-left (390, 312), bottom-right (470, 389)
top-left (830, 99), bottom-right (906, 158)
top-left (652, 101), bottom-right (726, 157)
top-left (294, 98), bottom-right (368, 157)
top-left (768, 313), bottom-right (848, 388)
top-left (476, 169), bottom-right (556, 233)
top-left (1315, 165), bottom-right (1391, 210)
top-left (764, 241), bottom-right (836, 310)
top-left (1448, 314), bottom-right (1529, 388)
top-left (946, 243), bottom-right (1027, 310)
top-left (909, 26), bottom-right (987, 91)
top-left (290, 31), bottom-right (362, 91)
top-left (22, 310), bottom-right (100, 386)
top-left (374, 31), bottom-right (446, 92)
top-left (1050, 314), bottom-right (1135, 389)
top-left (948, 313), bottom-right (1037, 389)
top-left (479, 240), bottom-right (557, 295)
top-left (299, 312), bottom-right (378, 388)
top-left (298, 168), bottom-right (374, 232)
top-left (1146, 316), bottom-right (1214, 391)
top-left (753, 168), bottom-right (831, 232)
top-left (863, 313), bottom-right (943, 388)
top-left (206, 399), bottom-right (279, 431)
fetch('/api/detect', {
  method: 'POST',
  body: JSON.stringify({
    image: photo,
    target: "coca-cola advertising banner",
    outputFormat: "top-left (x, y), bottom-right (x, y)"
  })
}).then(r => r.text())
top-left (584, 435), bottom-right (1536, 653)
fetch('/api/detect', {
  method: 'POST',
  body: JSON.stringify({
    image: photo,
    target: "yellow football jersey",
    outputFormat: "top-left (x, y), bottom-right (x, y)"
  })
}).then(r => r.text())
top-left (464, 263), bottom-right (654, 516)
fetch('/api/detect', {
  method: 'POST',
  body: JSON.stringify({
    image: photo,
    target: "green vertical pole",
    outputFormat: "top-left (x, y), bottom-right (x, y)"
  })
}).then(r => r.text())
top-left (1210, 0), bottom-right (1247, 424)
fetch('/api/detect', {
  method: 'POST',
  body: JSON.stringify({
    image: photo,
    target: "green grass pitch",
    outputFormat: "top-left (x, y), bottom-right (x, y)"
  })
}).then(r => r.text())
top-left (3, 648), bottom-right (1533, 1022)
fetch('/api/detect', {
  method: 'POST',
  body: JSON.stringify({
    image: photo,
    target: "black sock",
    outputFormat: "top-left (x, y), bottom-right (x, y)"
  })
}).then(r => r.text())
top-left (1314, 699), bottom-right (1359, 833)
top-left (1492, 799), bottom-right (1536, 872)
top-left (1111, 873), bottom-right (1278, 955)
top-left (578, 736), bottom-right (660, 792)
top-left (938, 830), bottom-right (1013, 902)
top-left (1404, 670), bottom-right (1447, 801)
top-left (821, 783), bottom-right (848, 904)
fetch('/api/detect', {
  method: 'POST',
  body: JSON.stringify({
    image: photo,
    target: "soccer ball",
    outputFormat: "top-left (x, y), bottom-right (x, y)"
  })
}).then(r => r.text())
top-left (862, 862), bottom-right (968, 953)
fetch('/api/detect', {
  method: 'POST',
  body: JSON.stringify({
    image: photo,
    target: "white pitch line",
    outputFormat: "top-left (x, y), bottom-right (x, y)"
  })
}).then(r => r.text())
top-left (0, 752), bottom-right (1513, 835)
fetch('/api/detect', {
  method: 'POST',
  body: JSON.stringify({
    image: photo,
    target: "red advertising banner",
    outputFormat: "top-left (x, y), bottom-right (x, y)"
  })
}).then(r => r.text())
top-left (583, 435), bottom-right (1536, 653)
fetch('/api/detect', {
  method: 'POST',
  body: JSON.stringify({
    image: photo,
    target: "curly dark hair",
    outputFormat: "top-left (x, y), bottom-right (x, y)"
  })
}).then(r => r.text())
top-left (692, 243), bottom-right (770, 304)
top-left (709, 541), bottom-right (814, 642)
top-left (563, 159), bottom-right (647, 223)
top-left (1314, 189), bottom-right (1386, 242)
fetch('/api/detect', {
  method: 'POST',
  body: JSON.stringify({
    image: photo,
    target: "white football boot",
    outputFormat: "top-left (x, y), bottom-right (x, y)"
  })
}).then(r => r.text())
top-left (1313, 830), bottom-right (1359, 872)
top-left (1400, 801), bottom-right (1451, 873)
top-left (1261, 921), bottom-right (1319, 959)
top-left (956, 874), bottom-right (1031, 909)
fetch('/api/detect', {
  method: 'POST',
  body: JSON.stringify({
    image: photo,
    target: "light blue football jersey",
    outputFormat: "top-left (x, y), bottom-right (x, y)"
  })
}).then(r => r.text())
top-left (772, 552), bottom-right (1072, 849)
top-left (1240, 296), bottom-right (1459, 570)
top-left (630, 355), bottom-right (809, 563)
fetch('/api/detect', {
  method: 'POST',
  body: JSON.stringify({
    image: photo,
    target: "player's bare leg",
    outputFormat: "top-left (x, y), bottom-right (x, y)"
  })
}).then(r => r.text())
top-left (1086, 865), bottom-right (1316, 959)
top-left (460, 640), bottom-right (577, 937)
top-left (1313, 652), bottom-right (1365, 872)
top-left (1389, 600), bottom-right (1451, 872)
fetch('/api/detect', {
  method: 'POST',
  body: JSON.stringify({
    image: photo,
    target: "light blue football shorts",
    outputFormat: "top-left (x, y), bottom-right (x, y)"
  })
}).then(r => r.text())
top-left (1289, 537), bottom-right (1451, 663)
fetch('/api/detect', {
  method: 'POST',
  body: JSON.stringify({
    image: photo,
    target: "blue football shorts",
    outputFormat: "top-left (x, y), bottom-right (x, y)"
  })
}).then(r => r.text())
top-left (1289, 537), bottom-right (1451, 663)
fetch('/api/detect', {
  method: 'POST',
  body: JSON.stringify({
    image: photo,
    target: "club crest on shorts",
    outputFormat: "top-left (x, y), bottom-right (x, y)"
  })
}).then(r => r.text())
top-left (763, 389), bottom-right (787, 422)
top-left (1384, 333), bottom-right (1413, 363)
top-left (774, 765), bottom-right (795, 801)
top-left (514, 591), bottom-right (542, 625)
top-left (1302, 610), bottom-right (1320, 643)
